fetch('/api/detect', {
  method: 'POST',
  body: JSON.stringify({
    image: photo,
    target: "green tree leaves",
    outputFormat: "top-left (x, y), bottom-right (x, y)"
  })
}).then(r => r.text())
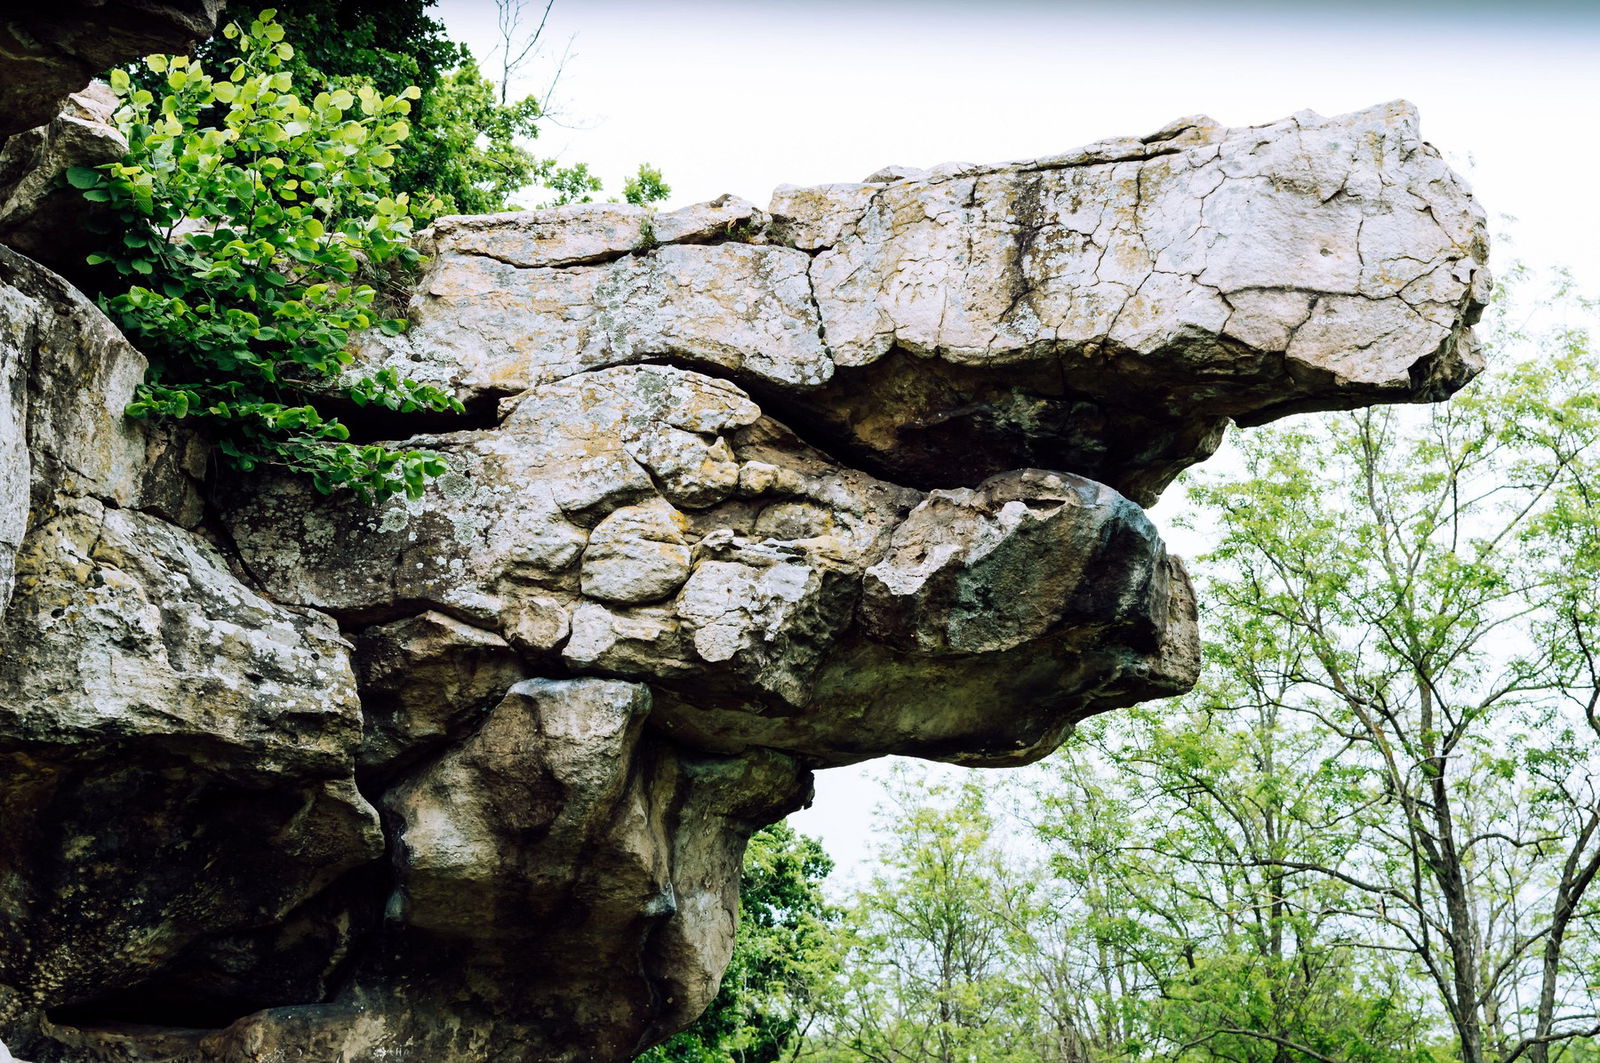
top-left (82, 10), bottom-right (461, 500)
top-left (749, 275), bottom-right (1600, 1063)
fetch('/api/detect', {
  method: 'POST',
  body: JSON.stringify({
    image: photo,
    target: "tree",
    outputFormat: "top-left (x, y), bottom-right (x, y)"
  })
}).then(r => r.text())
top-left (194, 0), bottom-right (668, 213)
top-left (1165, 270), bottom-right (1600, 1061)
top-left (804, 772), bottom-right (1048, 1063)
top-left (640, 823), bottom-right (838, 1063)
top-left (400, 53), bottom-right (546, 214)
top-left (76, 10), bottom-right (460, 499)
top-left (807, 272), bottom-right (1600, 1063)
top-left (1035, 703), bottom-right (1435, 1063)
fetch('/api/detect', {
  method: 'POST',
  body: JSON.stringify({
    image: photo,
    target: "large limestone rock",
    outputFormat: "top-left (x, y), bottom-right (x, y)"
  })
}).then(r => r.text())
top-left (0, 245), bottom-right (378, 1053)
top-left (0, 97), bottom-right (1489, 1063)
top-left (0, 245), bottom-right (802, 1063)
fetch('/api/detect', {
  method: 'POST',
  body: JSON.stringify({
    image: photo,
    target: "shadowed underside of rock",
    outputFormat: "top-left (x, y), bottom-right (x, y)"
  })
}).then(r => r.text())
top-left (0, 92), bottom-right (1488, 1063)
top-left (0, 2), bottom-right (223, 136)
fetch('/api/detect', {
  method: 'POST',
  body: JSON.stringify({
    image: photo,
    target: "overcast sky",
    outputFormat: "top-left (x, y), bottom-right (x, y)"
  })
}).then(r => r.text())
top-left (435, 0), bottom-right (1600, 881)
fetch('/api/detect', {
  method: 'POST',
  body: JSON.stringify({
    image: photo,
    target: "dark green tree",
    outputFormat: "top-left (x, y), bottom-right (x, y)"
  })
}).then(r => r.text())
top-left (197, 2), bottom-right (463, 203)
top-left (207, 0), bottom-right (461, 101)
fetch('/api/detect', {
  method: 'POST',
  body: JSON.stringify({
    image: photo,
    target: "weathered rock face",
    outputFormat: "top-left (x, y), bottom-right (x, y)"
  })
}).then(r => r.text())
top-left (223, 363), bottom-right (1196, 767)
top-left (367, 100), bottom-right (1487, 505)
top-left (0, 82), bottom-right (125, 283)
top-left (0, 1), bottom-right (223, 136)
top-left (0, 94), bottom-right (1489, 1063)
top-left (0, 244), bottom-right (375, 1050)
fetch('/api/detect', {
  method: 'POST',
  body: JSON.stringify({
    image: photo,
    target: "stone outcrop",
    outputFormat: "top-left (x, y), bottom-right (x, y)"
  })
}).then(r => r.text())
top-left (0, 2), bottom-right (223, 136)
top-left (0, 82), bottom-right (125, 283)
top-left (367, 100), bottom-right (1487, 505)
top-left (0, 243), bottom-right (378, 1048)
top-left (0, 90), bottom-right (1489, 1063)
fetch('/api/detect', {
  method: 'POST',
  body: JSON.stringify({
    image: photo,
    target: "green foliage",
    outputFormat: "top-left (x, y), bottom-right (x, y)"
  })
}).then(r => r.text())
top-left (200, 0), bottom-right (460, 102)
top-left (624, 163), bottom-right (671, 206)
top-left (1166, 286), bottom-right (1600, 1062)
top-left (1035, 707), bottom-right (1437, 1063)
top-left (404, 54), bottom-right (542, 214)
top-left (638, 823), bottom-right (838, 1063)
top-left (78, 10), bottom-right (461, 500)
top-left (540, 159), bottom-right (603, 207)
top-left (812, 773), bottom-right (1051, 1063)
top-left (788, 273), bottom-right (1600, 1063)
top-left (179, 0), bottom-right (468, 206)
top-left (187, 1), bottom-right (672, 214)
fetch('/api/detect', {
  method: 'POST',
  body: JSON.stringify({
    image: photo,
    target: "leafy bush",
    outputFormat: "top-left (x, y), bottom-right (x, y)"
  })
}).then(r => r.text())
top-left (181, 0), bottom-right (671, 215)
top-left (74, 8), bottom-right (462, 500)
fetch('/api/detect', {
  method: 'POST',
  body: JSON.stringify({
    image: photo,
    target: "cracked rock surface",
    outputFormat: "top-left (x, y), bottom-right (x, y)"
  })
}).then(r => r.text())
top-left (366, 100), bottom-right (1487, 505)
top-left (0, 98), bottom-right (1488, 1063)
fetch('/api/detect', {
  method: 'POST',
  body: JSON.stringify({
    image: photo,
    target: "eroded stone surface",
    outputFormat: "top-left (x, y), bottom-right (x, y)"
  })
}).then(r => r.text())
top-left (224, 363), bottom-right (1195, 766)
top-left (0, 249), bottom-right (383, 1058)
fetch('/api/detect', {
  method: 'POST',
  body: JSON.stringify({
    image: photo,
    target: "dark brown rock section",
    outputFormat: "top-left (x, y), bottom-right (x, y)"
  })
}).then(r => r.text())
top-left (0, 1), bottom-right (223, 136)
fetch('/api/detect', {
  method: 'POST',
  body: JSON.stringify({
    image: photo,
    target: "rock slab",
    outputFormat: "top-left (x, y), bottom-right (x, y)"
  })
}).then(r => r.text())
top-left (368, 100), bottom-right (1488, 505)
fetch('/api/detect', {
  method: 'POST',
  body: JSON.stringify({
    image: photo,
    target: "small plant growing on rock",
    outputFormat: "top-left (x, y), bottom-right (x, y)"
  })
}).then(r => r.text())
top-left (71, 8), bottom-right (461, 501)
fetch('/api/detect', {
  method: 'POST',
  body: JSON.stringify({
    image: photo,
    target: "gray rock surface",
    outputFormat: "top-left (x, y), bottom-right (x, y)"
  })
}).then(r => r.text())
top-left (0, 83), bottom-right (125, 283)
top-left (0, 91), bottom-right (1489, 1063)
top-left (0, 247), bottom-right (380, 1057)
top-left (224, 363), bottom-right (1195, 766)
top-left (366, 100), bottom-right (1488, 505)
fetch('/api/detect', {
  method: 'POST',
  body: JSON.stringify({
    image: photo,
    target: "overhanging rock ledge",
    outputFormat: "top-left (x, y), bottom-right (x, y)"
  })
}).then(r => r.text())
top-left (0, 96), bottom-right (1487, 1063)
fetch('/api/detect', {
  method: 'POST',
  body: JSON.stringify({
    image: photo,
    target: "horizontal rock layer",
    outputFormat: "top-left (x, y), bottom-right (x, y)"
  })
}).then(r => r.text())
top-left (364, 100), bottom-right (1489, 505)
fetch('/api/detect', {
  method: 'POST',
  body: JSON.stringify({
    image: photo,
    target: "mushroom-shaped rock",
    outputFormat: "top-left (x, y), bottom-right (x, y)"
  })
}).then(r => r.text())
top-left (2, 100), bottom-right (1489, 1063)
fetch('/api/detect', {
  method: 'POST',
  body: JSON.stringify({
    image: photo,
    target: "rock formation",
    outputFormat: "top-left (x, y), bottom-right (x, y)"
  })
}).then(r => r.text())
top-left (0, 82), bottom-right (126, 284)
top-left (0, 87), bottom-right (1487, 1063)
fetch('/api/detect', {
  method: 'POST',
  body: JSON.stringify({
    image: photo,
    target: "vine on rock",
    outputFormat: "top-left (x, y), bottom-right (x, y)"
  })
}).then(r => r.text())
top-left (72, 9), bottom-right (462, 501)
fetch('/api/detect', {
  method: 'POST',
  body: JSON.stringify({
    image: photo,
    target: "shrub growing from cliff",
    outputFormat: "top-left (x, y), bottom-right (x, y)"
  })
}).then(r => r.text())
top-left (179, 0), bottom-right (671, 215)
top-left (73, 9), bottom-right (461, 500)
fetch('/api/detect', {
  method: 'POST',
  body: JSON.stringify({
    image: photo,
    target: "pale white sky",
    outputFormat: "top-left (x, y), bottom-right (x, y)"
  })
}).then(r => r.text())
top-left (434, 0), bottom-right (1600, 883)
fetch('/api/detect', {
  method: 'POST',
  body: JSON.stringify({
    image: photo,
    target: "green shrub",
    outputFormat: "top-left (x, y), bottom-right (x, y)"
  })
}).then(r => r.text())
top-left (73, 8), bottom-right (462, 501)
